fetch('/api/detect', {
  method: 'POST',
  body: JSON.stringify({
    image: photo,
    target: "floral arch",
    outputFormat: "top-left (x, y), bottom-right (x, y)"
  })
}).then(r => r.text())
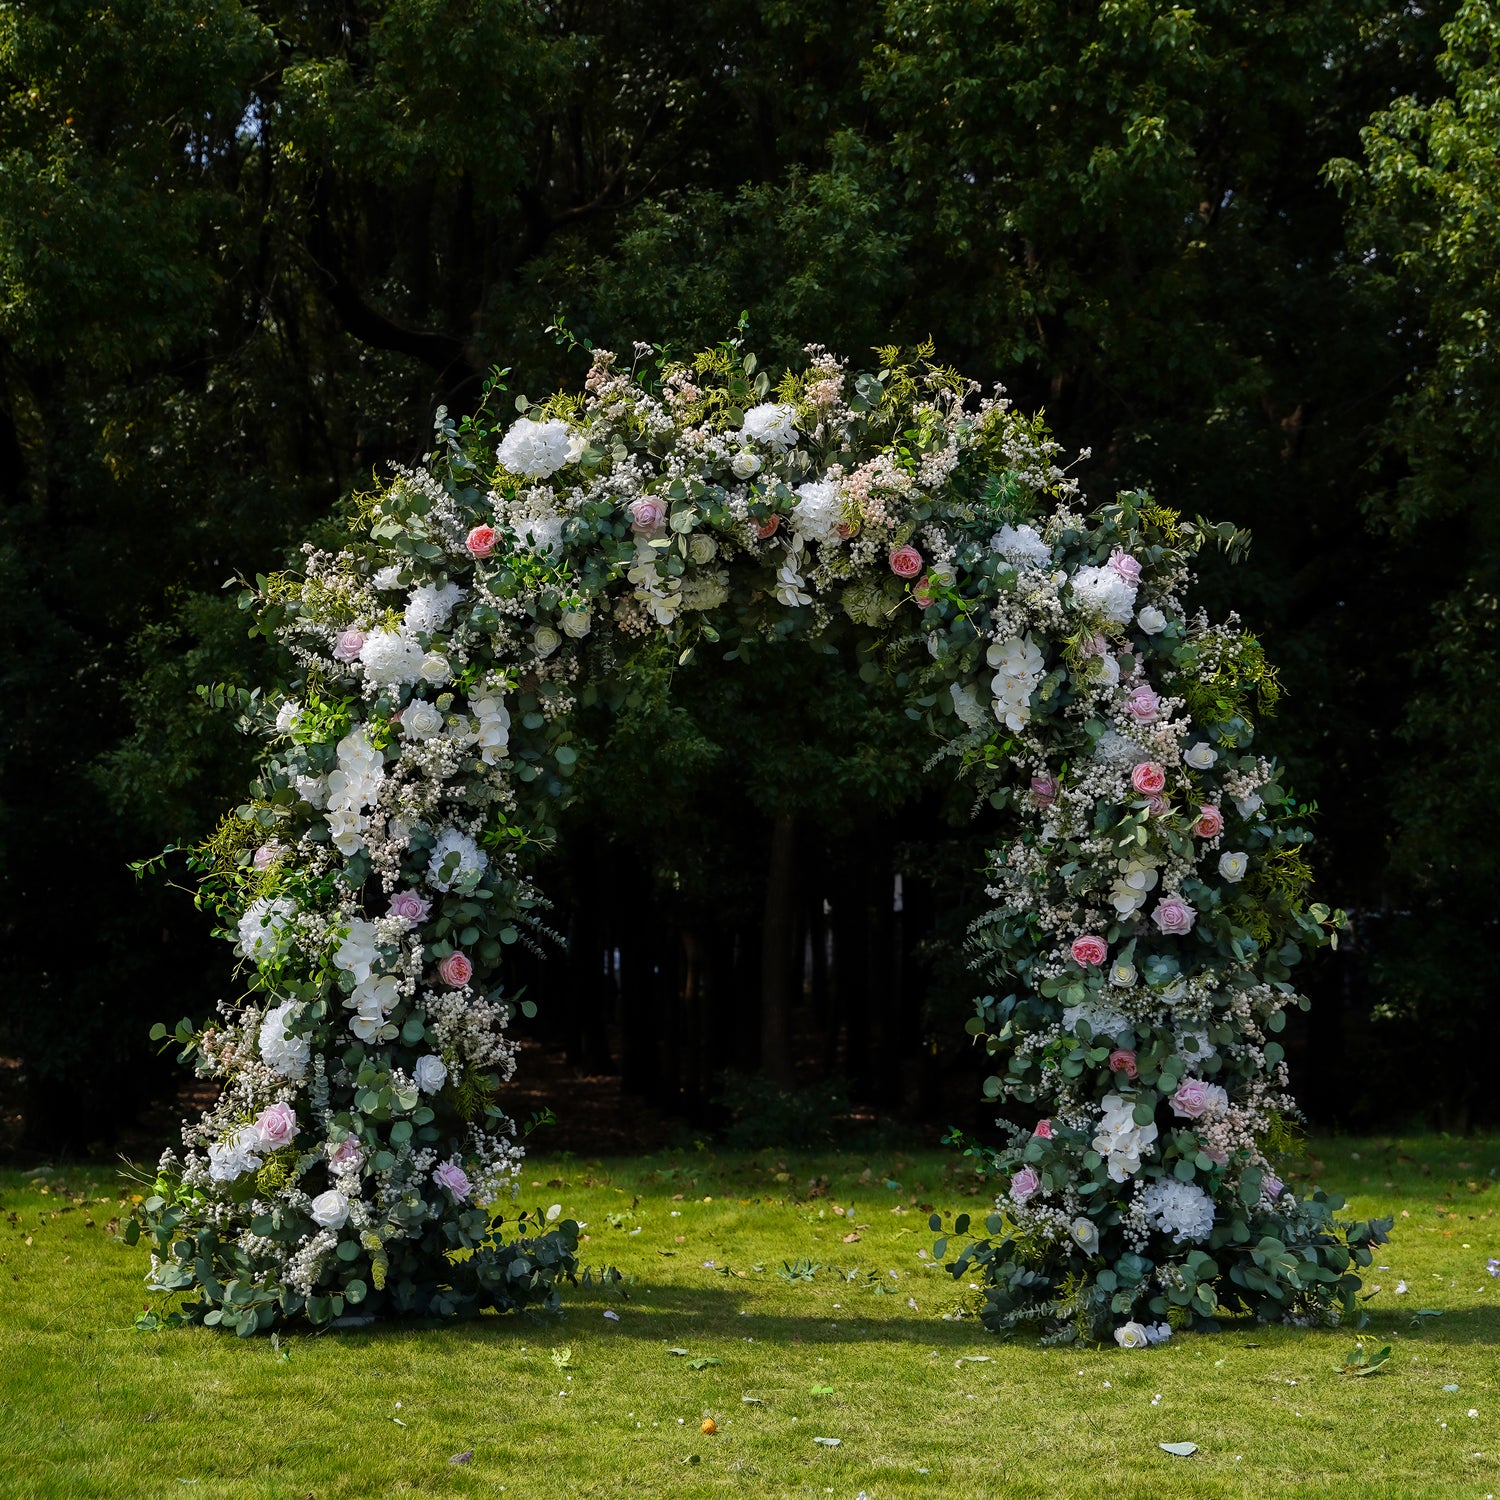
top-left (133, 339), bottom-right (1388, 1341)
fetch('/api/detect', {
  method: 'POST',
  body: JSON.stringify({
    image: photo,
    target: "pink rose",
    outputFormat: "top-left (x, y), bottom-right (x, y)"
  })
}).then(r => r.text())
top-left (329, 1136), bottom-right (364, 1174)
top-left (754, 514), bottom-right (781, 539)
top-left (1151, 896), bottom-right (1197, 936)
top-left (1070, 935), bottom-right (1109, 967)
top-left (466, 524), bottom-right (498, 559)
top-left (835, 521), bottom-right (857, 540)
top-left (1263, 1173), bottom-right (1284, 1200)
top-left (1145, 793), bottom-right (1168, 816)
top-left (1009, 1166), bottom-right (1040, 1204)
top-left (1031, 774), bottom-right (1058, 808)
top-left (1170, 1079), bottom-right (1213, 1119)
top-left (913, 575), bottom-right (936, 609)
top-left (629, 498), bottom-right (667, 535)
top-left (437, 950), bottom-right (473, 987)
top-left (253, 844), bottom-right (277, 871)
top-left (1131, 761), bottom-right (1167, 795)
top-left (389, 890), bottom-right (431, 924)
top-left (1109, 550), bottom-right (1142, 585)
top-left (253, 1100), bottom-right (298, 1151)
top-left (1108, 1048), bottom-right (1138, 1079)
top-left (433, 1159), bottom-right (472, 1201)
top-left (1192, 805), bottom-right (1224, 839)
top-left (1124, 686), bottom-right (1160, 725)
top-left (889, 544), bottom-right (924, 579)
top-left (1080, 633), bottom-right (1109, 657)
top-left (1033, 1118), bottom-right (1053, 1140)
top-left (333, 628), bottom-right (365, 663)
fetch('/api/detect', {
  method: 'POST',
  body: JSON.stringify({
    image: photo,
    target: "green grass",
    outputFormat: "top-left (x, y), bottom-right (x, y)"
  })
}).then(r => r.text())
top-left (3, 1135), bottom-right (1499, 1498)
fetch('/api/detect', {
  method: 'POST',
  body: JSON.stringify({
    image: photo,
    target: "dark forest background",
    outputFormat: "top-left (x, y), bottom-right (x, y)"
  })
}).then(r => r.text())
top-left (3, 0), bottom-right (1498, 1154)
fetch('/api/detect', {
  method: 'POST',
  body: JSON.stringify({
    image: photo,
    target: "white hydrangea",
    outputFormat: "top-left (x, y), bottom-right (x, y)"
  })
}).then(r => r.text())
top-left (237, 897), bottom-right (297, 964)
top-left (1092, 1092), bottom-right (1158, 1183)
top-left (1139, 1178), bottom-right (1216, 1244)
top-left (949, 681), bottom-right (989, 729)
top-left (1092, 728), bottom-right (1149, 769)
top-left (1071, 563), bottom-right (1138, 625)
top-left (1061, 1000), bottom-right (1130, 1042)
top-left (258, 999), bottom-right (310, 1079)
top-left (208, 1126), bottom-right (263, 1182)
top-left (1175, 1026), bottom-right (1218, 1064)
top-left (358, 627), bottom-right (424, 688)
top-left (404, 582), bottom-right (466, 635)
top-left (294, 774), bottom-right (327, 808)
top-left (791, 480), bottom-right (843, 544)
top-left (428, 826), bottom-right (488, 891)
top-left (991, 523), bottom-right (1052, 569)
top-left (987, 633), bottom-right (1045, 731)
top-left (518, 511), bottom-right (565, 557)
top-left (469, 693), bottom-right (511, 766)
top-left (371, 564), bottom-right (403, 590)
top-left (496, 416), bottom-right (574, 479)
top-left (740, 403), bottom-right (798, 449)
top-left (680, 571), bottom-right (731, 612)
top-left (274, 700), bottom-right (303, 735)
top-left (333, 917), bottom-right (381, 986)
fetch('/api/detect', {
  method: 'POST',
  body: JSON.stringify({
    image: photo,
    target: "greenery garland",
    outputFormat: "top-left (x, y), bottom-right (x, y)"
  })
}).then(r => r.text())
top-left (132, 335), bottom-right (1388, 1338)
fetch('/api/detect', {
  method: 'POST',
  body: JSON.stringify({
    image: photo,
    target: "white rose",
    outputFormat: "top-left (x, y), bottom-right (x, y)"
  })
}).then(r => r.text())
top-left (309, 1190), bottom-right (349, 1230)
top-left (1095, 654), bottom-right (1121, 690)
top-left (294, 774), bottom-right (327, 809)
top-left (1137, 605), bottom-right (1168, 635)
top-left (687, 534), bottom-right (717, 564)
top-left (413, 1055), bottom-right (448, 1094)
top-left (533, 625), bottom-right (562, 658)
top-left (1184, 741), bottom-right (1218, 770)
top-left (1069, 1217), bottom-right (1100, 1255)
top-left (560, 609), bottom-right (592, 639)
top-left (1218, 850), bottom-right (1249, 883)
top-left (420, 652), bottom-right (451, 685)
top-left (1235, 792), bottom-right (1264, 820)
top-left (1113, 1321), bottom-right (1150, 1350)
top-left (1108, 959), bottom-right (1137, 988)
top-left (731, 450), bottom-right (762, 479)
top-left (401, 699), bottom-right (444, 741)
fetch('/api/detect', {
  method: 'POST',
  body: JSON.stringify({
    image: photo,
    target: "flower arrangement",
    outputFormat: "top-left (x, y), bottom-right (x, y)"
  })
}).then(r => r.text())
top-left (132, 334), bottom-right (1387, 1336)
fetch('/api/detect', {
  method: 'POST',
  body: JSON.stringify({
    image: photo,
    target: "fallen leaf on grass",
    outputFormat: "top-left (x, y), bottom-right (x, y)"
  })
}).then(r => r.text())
top-left (682, 1454), bottom-right (700, 1466)
top-left (448, 1451), bottom-right (473, 1465)
top-left (960, 1356), bottom-right (992, 1364)
top-left (688, 1357), bottom-right (723, 1370)
top-left (1159, 1442), bottom-right (1197, 1457)
top-left (741, 1396), bottom-right (763, 1405)
top-left (1338, 1344), bottom-right (1392, 1377)
top-left (668, 1347), bottom-right (690, 1357)
top-left (813, 1437), bottom-right (841, 1447)
top-left (842, 1232), bottom-right (861, 1243)
top-left (603, 1310), bottom-right (620, 1322)
top-left (1444, 1384), bottom-right (1461, 1392)
top-left (551, 1347), bottom-right (574, 1370)
top-left (810, 1385), bottom-right (835, 1395)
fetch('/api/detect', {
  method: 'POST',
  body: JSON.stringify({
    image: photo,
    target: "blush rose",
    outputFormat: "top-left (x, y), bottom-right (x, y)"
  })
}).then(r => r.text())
top-left (437, 951), bottom-right (473, 987)
top-left (889, 544), bottom-right (924, 579)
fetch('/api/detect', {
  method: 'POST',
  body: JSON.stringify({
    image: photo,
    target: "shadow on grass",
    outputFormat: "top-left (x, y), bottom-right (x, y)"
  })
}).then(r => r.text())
top-left (311, 1281), bottom-right (1500, 1351)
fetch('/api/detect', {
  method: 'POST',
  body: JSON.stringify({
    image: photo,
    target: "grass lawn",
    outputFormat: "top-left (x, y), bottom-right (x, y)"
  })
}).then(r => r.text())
top-left (3, 1135), bottom-right (1499, 1499)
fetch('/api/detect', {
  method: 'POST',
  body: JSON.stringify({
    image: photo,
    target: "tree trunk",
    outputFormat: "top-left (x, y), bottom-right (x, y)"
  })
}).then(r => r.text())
top-left (760, 812), bottom-right (799, 1088)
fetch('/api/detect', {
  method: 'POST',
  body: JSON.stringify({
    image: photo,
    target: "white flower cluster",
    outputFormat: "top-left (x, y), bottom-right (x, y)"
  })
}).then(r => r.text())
top-left (1138, 1178), bottom-right (1216, 1245)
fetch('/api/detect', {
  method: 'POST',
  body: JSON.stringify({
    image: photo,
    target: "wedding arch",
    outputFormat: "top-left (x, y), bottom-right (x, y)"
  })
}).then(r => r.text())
top-left (131, 338), bottom-right (1388, 1340)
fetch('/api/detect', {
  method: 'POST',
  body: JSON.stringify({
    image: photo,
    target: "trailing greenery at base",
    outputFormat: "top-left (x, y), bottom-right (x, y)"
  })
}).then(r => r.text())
top-left (127, 1166), bottom-right (579, 1333)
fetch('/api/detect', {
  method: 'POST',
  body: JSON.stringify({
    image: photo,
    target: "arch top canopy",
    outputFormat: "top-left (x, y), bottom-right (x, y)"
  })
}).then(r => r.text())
top-left (139, 338), bottom-right (1380, 1341)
